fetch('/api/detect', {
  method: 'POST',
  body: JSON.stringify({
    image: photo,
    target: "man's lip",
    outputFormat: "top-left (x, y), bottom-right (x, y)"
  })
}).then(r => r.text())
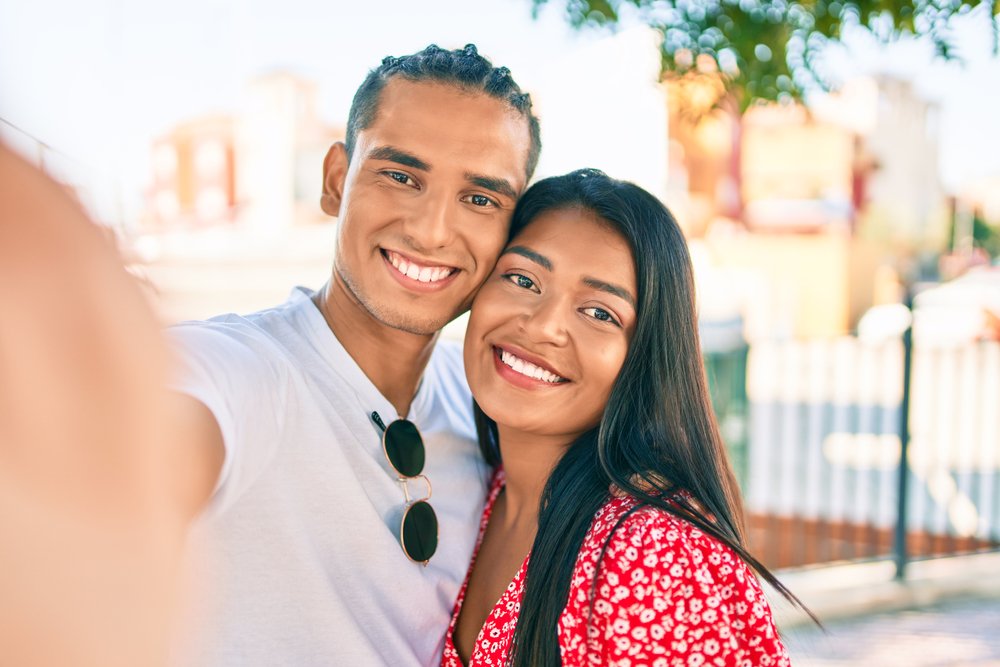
top-left (492, 344), bottom-right (570, 382)
top-left (381, 248), bottom-right (460, 290)
top-left (382, 248), bottom-right (458, 272)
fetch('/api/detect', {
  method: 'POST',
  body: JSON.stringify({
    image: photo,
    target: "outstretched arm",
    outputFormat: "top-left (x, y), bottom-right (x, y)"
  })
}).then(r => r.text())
top-left (0, 144), bottom-right (219, 666)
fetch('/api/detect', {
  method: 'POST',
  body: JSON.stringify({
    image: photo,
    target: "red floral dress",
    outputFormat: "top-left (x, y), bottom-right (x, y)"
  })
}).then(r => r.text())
top-left (441, 470), bottom-right (790, 667)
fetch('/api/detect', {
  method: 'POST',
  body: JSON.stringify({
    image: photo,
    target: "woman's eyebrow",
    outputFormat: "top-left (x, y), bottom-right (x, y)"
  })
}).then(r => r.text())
top-left (501, 245), bottom-right (552, 271)
top-left (583, 277), bottom-right (635, 308)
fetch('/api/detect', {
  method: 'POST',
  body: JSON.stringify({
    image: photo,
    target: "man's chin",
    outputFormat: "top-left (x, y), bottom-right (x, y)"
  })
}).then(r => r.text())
top-left (369, 305), bottom-right (458, 337)
top-left (338, 269), bottom-right (463, 336)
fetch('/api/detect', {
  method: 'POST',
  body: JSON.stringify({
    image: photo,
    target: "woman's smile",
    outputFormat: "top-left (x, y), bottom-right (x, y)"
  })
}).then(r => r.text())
top-left (492, 345), bottom-right (569, 388)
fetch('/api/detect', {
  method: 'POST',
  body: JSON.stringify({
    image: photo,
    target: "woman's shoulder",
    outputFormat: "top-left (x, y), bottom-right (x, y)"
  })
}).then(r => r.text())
top-left (583, 494), bottom-right (744, 569)
top-left (571, 494), bottom-right (765, 617)
top-left (559, 496), bottom-right (789, 665)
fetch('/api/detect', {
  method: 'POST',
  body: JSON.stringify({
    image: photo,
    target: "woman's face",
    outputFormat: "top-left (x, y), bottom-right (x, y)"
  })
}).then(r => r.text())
top-left (464, 206), bottom-right (637, 444)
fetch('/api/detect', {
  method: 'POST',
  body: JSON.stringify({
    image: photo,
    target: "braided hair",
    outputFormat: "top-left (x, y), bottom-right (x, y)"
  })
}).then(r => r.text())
top-left (346, 43), bottom-right (541, 179)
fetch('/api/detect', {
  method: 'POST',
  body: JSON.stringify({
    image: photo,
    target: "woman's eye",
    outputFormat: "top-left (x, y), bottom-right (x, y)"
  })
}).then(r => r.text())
top-left (501, 273), bottom-right (538, 292)
top-left (583, 307), bottom-right (620, 326)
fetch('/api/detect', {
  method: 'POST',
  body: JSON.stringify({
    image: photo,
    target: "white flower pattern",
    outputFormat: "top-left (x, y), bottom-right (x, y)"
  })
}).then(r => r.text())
top-left (441, 470), bottom-right (791, 667)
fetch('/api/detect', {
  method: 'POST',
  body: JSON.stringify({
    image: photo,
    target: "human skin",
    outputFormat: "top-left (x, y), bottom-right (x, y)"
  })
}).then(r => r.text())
top-left (174, 77), bottom-right (533, 515)
top-left (0, 145), bottom-right (187, 667)
top-left (454, 207), bottom-right (637, 660)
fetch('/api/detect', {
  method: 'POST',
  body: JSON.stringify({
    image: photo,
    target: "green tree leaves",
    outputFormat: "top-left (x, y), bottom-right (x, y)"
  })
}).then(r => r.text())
top-left (535, 0), bottom-right (999, 109)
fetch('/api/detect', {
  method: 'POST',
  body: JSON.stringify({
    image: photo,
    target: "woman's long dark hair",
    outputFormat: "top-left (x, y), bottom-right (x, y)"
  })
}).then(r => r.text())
top-left (473, 169), bottom-right (813, 667)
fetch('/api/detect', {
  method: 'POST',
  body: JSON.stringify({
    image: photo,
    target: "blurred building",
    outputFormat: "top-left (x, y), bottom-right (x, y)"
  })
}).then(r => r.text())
top-left (671, 75), bottom-right (946, 340)
top-left (145, 72), bottom-right (342, 233)
top-left (859, 77), bottom-right (949, 252)
top-left (149, 116), bottom-right (237, 228)
top-left (136, 73), bottom-right (343, 322)
top-left (236, 73), bottom-right (341, 232)
top-left (741, 104), bottom-right (853, 232)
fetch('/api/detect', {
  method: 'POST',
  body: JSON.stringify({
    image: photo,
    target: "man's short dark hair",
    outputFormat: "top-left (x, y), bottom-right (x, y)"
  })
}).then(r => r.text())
top-left (345, 43), bottom-right (541, 180)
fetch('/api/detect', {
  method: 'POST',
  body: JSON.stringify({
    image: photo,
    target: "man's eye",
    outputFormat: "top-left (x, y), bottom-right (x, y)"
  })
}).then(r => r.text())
top-left (583, 307), bottom-right (620, 327)
top-left (501, 273), bottom-right (538, 292)
top-left (386, 171), bottom-right (413, 186)
top-left (465, 194), bottom-right (497, 208)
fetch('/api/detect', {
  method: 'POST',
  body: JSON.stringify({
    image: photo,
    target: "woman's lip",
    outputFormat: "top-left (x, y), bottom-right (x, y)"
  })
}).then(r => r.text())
top-left (492, 344), bottom-right (569, 382)
top-left (492, 347), bottom-right (568, 390)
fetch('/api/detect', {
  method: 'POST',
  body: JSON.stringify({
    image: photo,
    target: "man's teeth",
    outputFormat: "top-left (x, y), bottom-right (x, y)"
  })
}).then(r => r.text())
top-left (500, 349), bottom-right (564, 384)
top-left (388, 252), bottom-right (452, 283)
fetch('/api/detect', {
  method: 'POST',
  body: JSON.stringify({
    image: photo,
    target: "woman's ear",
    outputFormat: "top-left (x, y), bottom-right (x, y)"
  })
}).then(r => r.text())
top-left (320, 142), bottom-right (349, 216)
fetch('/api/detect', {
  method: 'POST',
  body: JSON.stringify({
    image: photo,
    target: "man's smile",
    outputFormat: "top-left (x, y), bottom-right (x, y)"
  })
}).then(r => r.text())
top-left (382, 248), bottom-right (458, 284)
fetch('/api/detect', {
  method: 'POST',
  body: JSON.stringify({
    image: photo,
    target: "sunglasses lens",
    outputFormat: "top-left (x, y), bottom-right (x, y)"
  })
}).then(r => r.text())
top-left (384, 419), bottom-right (424, 477)
top-left (401, 500), bottom-right (438, 563)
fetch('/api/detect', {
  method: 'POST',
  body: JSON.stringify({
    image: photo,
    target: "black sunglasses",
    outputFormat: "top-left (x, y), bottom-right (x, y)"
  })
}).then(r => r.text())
top-left (371, 411), bottom-right (438, 565)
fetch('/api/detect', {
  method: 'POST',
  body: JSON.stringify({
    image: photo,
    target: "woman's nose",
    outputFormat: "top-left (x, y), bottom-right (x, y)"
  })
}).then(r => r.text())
top-left (518, 296), bottom-right (569, 346)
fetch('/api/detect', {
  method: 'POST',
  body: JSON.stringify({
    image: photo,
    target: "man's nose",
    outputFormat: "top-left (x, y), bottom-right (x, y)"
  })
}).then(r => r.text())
top-left (401, 191), bottom-right (456, 252)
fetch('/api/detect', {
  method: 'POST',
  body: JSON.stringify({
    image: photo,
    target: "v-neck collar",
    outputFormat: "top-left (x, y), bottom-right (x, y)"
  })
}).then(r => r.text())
top-left (446, 469), bottom-right (531, 666)
top-left (288, 286), bottom-right (440, 426)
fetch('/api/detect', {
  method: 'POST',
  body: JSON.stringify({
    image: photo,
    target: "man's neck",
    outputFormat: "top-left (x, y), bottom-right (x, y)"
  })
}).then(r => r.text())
top-left (314, 278), bottom-right (439, 417)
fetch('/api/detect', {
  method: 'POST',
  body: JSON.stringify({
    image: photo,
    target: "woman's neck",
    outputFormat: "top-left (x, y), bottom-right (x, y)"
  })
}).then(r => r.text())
top-left (495, 428), bottom-right (571, 529)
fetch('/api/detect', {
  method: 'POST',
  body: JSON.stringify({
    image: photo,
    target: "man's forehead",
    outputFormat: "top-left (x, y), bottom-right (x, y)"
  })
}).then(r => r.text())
top-left (356, 79), bottom-right (531, 185)
top-left (365, 79), bottom-right (524, 134)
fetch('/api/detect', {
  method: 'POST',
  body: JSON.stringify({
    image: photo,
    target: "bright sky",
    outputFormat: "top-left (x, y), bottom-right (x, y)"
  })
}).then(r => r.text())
top-left (2, 1), bottom-right (999, 226)
top-left (0, 0), bottom-right (602, 224)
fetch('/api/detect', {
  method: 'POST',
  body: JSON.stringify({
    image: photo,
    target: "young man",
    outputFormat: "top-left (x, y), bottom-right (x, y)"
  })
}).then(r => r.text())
top-left (169, 44), bottom-right (541, 665)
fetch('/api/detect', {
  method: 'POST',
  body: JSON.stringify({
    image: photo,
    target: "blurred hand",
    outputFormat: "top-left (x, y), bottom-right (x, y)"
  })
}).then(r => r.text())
top-left (0, 144), bottom-right (186, 667)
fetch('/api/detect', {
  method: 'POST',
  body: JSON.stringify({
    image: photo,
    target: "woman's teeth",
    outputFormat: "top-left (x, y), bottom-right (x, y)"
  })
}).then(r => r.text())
top-left (499, 349), bottom-right (565, 384)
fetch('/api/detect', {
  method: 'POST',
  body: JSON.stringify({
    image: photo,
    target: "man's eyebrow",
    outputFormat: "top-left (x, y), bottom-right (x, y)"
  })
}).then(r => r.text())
top-left (583, 277), bottom-right (636, 308)
top-left (502, 245), bottom-right (552, 271)
top-left (367, 145), bottom-right (430, 171)
top-left (467, 174), bottom-right (517, 199)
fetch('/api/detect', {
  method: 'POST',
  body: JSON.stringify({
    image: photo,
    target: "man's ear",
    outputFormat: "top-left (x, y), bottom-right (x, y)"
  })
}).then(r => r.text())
top-left (320, 142), bottom-right (349, 217)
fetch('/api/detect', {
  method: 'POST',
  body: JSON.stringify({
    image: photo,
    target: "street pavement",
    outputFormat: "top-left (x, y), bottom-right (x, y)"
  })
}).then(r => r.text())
top-left (782, 595), bottom-right (1000, 666)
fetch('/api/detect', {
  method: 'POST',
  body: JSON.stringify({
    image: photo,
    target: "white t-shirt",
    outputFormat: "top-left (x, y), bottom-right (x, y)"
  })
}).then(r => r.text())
top-left (168, 287), bottom-right (489, 666)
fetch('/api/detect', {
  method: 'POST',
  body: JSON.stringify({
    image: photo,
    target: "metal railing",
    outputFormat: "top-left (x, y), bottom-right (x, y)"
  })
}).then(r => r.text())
top-left (705, 324), bottom-right (1000, 573)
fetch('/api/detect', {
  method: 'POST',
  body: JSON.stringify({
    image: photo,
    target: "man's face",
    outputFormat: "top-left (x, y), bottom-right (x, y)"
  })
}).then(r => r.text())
top-left (322, 79), bottom-right (532, 335)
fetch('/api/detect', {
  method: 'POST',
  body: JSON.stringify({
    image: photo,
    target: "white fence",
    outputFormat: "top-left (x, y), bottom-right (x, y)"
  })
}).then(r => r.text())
top-left (744, 337), bottom-right (1000, 550)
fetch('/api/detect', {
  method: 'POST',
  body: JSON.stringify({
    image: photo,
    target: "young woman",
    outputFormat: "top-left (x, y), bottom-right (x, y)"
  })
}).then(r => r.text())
top-left (443, 169), bottom-right (803, 666)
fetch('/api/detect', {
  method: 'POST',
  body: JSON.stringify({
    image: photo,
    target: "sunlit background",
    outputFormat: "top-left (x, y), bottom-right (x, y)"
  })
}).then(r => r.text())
top-left (3, 1), bottom-right (1000, 663)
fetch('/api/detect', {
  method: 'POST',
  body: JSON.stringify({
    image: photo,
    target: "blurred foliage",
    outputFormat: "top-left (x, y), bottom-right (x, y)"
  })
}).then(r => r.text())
top-left (534, 0), bottom-right (1000, 113)
top-left (970, 212), bottom-right (1000, 256)
top-left (945, 209), bottom-right (1000, 256)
